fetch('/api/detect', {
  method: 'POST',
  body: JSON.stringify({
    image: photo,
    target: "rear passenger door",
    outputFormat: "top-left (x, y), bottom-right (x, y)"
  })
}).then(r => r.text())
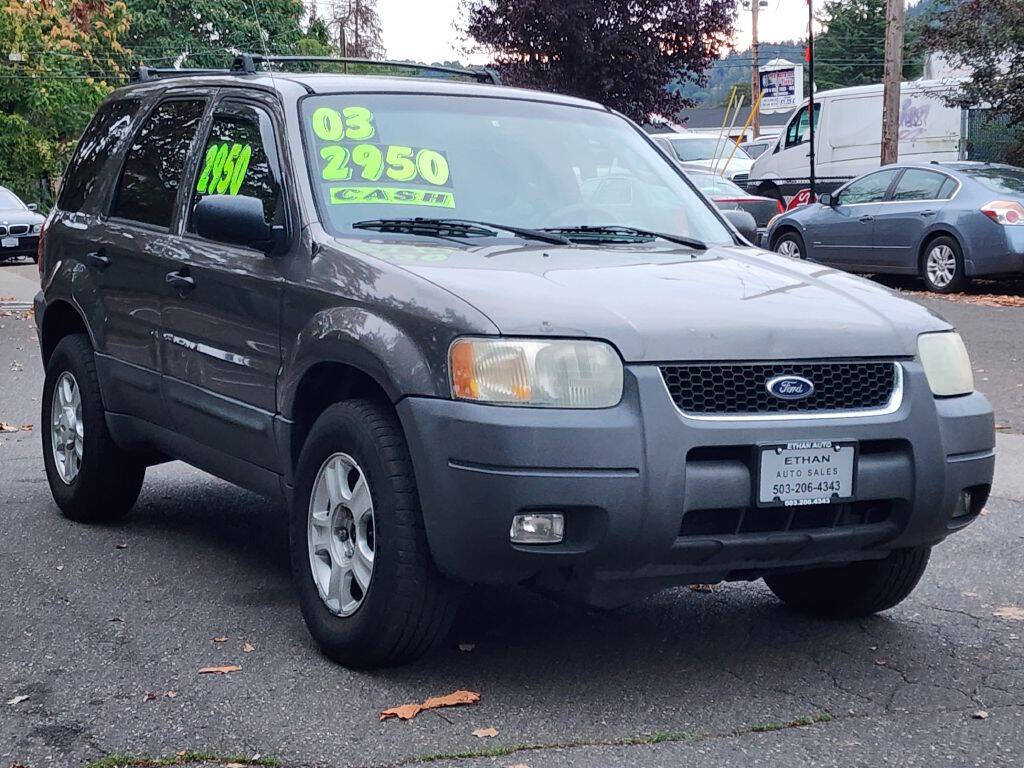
top-left (159, 94), bottom-right (288, 473)
top-left (91, 95), bottom-right (209, 424)
top-left (867, 168), bottom-right (957, 271)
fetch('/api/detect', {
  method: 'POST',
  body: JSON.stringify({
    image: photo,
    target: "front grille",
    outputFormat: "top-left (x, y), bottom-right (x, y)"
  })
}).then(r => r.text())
top-left (679, 501), bottom-right (893, 537)
top-left (7, 224), bottom-right (28, 236)
top-left (660, 361), bottom-right (898, 416)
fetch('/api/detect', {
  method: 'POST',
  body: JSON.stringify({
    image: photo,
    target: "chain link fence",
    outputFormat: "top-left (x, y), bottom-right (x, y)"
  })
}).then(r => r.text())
top-left (960, 109), bottom-right (1023, 164)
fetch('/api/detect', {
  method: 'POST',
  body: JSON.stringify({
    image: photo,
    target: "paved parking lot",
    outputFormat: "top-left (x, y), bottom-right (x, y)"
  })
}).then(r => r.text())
top-left (2, 260), bottom-right (1023, 768)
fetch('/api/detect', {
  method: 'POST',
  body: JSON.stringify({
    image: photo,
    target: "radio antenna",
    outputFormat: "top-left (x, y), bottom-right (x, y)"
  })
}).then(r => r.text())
top-left (246, 0), bottom-right (277, 86)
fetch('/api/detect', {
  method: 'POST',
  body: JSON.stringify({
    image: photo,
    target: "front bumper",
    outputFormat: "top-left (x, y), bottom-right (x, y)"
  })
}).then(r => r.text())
top-left (399, 363), bottom-right (994, 600)
top-left (0, 234), bottom-right (39, 258)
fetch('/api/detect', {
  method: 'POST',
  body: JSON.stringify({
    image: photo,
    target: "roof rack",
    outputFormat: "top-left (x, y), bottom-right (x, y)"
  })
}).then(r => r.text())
top-left (231, 53), bottom-right (502, 85)
top-left (132, 66), bottom-right (230, 83)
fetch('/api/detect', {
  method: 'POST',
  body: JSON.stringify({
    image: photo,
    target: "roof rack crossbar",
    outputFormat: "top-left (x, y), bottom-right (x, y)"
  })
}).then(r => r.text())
top-left (231, 54), bottom-right (501, 85)
top-left (132, 66), bottom-right (231, 83)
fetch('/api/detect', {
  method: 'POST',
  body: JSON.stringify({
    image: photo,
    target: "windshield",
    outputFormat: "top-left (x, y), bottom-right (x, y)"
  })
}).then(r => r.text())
top-left (666, 137), bottom-right (752, 163)
top-left (959, 166), bottom-right (1024, 196)
top-left (300, 94), bottom-right (734, 245)
top-left (0, 188), bottom-right (24, 210)
top-left (688, 173), bottom-right (749, 197)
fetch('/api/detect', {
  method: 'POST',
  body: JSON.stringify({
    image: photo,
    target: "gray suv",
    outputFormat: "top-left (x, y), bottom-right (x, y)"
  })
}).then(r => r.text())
top-left (35, 56), bottom-right (995, 668)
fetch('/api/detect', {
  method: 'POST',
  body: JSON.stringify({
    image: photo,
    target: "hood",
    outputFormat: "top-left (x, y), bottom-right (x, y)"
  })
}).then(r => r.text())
top-left (0, 208), bottom-right (44, 226)
top-left (344, 239), bottom-right (949, 362)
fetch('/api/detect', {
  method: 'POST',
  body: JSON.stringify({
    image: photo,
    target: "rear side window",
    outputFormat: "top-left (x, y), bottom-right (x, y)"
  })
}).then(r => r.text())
top-left (112, 99), bottom-right (207, 229)
top-left (189, 102), bottom-right (284, 228)
top-left (59, 98), bottom-right (140, 212)
top-left (891, 169), bottom-right (949, 201)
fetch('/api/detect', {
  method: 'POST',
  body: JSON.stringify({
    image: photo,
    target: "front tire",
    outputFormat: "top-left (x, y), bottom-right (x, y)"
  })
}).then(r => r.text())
top-left (921, 236), bottom-right (967, 293)
top-left (289, 398), bottom-right (461, 667)
top-left (774, 230), bottom-right (805, 260)
top-left (764, 546), bottom-right (931, 617)
top-left (41, 334), bottom-right (145, 522)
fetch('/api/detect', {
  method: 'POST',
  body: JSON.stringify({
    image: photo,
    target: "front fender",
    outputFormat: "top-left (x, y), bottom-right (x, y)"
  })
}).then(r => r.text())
top-left (279, 306), bottom-right (440, 417)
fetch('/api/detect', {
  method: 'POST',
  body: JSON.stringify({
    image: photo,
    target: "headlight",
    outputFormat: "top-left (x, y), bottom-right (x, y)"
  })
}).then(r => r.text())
top-left (450, 337), bottom-right (623, 408)
top-left (31, 223), bottom-right (42, 234)
top-left (918, 332), bottom-right (974, 396)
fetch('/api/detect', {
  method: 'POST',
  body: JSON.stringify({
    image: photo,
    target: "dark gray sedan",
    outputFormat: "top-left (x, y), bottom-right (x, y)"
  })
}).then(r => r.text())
top-left (0, 186), bottom-right (44, 262)
top-left (765, 162), bottom-right (1024, 292)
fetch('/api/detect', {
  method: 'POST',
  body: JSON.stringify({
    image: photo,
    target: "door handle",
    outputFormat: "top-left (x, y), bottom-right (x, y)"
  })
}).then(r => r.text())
top-left (858, 215), bottom-right (874, 222)
top-left (85, 249), bottom-right (111, 270)
top-left (920, 209), bottom-right (936, 217)
top-left (165, 270), bottom-right (195, 290)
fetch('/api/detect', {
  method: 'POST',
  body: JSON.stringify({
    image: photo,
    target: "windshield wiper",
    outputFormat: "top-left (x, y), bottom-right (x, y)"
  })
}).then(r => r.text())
top-left (352, 217), bottom-right (571, 245)
top-left (540, 225), bottom-right (707, 250)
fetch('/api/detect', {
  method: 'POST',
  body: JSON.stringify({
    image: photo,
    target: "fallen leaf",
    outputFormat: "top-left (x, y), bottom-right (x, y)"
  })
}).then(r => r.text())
top-left (20, 423), bottom-right (32, 431)
top-left (473, 727), bottom-right (498, 738)
top-left (979, 508), bottom-right (989, 516)
top-left (6, 694), bottom-right (29, 705)
top-left (994, 606), bottom-right (1024, 622)
top-left (458, 643), bottom-right (475, 652)
top-left (973, 710), bottom-right (989, 720)
top-left (109, 616), bottom-right (124, 623)
top-left (213, 636), bottom-right (228, 643)
top-left (242, 642), bottom-right (255, 653)
top-left (142, 692), bottom-right (156, 702)
top-left (198, 665), bottom-right (241, 675)
top-left (508, 764), bottom-right (531, 768)
top-left (55, 565), bottom-right (64, 571)
top-left (0, 422), bottom-right (19, 433)
top-left (165, 691), bottom-right (177, 699)
top-left (226, 763), bottom-right (246, 768)
top-left (689, 583), bottom-right (714, 592)
top-left (874, 658), bottom-right (889, 667)
top-left (380, 689), bottom-right (481, 721)
top-left (115, 543), bottom-right (128, 549)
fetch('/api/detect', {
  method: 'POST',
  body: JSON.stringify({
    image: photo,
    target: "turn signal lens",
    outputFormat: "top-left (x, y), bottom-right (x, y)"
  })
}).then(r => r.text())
top-left (918, 332), bottom-right (974, 397)
top-left (449, 338), bottom-right (623, 408)
top-left (981, 200), bottom-right (1024, 226)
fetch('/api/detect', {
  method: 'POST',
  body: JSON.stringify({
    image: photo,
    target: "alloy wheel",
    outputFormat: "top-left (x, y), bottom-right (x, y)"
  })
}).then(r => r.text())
top-left (777, 238), bottom-right (801, 259)
top-left (926, 244), bottom-right (957, 288)
top-left (50, 371), bottom-right (83, 484)
top-left (307, 452), bottom-right (375, 617)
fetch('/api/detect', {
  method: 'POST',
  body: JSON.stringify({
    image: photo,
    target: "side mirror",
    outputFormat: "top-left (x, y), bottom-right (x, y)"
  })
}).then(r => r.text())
top-left (27, 203), bottom-right (38, 211)
top-left (194, 195), bottom-right (276, 254)
top-left (722, 209), bottom-right (758, 244)
top-left (818, 193), bottom-right (834, 207)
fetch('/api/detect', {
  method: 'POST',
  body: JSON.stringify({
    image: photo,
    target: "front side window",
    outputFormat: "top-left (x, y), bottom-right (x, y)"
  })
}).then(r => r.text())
top-left (785, 104), bottom-right (821, 149)
top-left (837, 169), bottom-right (900, 205)
top-left (59, 98), bottom-right (141, 213)
top-left (189, 102), bottom-right (284, 229)
top-left (300, 94), bottom-right (735, 246)
top-left (112, 99), bottom-right (206, 228)
top-left (891, 169), bottom-right (949, 201)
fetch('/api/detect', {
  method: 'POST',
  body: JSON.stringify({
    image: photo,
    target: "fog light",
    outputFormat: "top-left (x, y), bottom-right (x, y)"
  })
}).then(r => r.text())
top-left (510, 513), bottom-right (564, 544)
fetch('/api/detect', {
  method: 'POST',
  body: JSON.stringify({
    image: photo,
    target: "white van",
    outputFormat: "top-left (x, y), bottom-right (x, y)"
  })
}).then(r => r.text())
top-left (748, 79), bottom-right (963, 199)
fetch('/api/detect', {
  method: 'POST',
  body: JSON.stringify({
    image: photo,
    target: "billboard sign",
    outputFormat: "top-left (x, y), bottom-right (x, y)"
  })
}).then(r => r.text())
top-left (759, 60), bottom-right (804, 113)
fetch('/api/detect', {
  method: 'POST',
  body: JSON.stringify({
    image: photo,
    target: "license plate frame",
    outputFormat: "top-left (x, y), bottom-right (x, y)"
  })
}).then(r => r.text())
top-left (756, 439), bottom-right (858, 507)
top-left (1, 237), bottom-right (18, 248)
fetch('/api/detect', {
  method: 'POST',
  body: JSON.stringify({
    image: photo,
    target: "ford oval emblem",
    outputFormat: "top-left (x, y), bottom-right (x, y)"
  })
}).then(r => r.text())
top-left (766, 375), bottom-right (815, 400)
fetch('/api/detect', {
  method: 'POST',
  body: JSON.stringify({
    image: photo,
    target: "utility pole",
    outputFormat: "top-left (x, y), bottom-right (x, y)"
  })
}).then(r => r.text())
top-left (880, 0), bottom-right (905, 165)
top-left (749, 0), bottom-right (761, 139)
top-left (808, 0), bottom-right (816, 196)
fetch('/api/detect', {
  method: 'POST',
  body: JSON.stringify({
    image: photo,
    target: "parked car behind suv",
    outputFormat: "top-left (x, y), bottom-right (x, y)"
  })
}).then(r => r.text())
top-left (767, 162), bottom-right (1024, 292)
top-left (36, 57), bottom-right (995, 668)
top-left (0, 186), bottom-right (44, 262)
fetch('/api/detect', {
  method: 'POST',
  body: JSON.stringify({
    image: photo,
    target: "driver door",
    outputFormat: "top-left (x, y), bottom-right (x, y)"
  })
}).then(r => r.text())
top-left (809, 168), bottom-right (900, 267)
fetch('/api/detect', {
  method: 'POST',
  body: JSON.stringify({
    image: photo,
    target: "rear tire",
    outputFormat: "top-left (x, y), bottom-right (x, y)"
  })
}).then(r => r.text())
top-left (774, 230), bottom-right (805, 260)
top-left (41, 334), bottom-right (145, 522)
top-left (289, 398), bottom-right (461, 667)
top-left (920, 235), bottom-right (968, 293)
top-left (764, 546), bottom-right (931, 617)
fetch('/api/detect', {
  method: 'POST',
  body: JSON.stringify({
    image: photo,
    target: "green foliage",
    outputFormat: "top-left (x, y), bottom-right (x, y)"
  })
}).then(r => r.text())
top-left (918, 0), bottom-right (1024, 163)
top-left (0, 0), bottom-right (131, 206)
top-left (122, 0), bottom-right (307, 68)
top-left (814, 0), bottom-right (924, 90)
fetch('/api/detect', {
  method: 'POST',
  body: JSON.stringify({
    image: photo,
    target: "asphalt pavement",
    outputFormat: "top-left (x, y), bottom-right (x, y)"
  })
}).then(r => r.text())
top-left (2, 261), bottom-right (1023, 768)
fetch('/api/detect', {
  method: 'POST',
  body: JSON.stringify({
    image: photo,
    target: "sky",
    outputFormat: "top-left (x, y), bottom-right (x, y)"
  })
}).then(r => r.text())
top-left (374, 0), bottom-right (819, 65)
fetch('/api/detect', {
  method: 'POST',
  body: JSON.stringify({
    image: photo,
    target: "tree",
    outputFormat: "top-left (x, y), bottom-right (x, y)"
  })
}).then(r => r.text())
top-left (814, 0), bottom-right (923, 90)
top-left (0, 0), bottom-right (130, 205)
top-left (122, 0), bottom-right (307, 68)
top-left (918, 0), bottom-right (1024, 163)
top-left (465, 0), bottom-right (736, 122)
top-left (331, 0), bottom-right (384, 59)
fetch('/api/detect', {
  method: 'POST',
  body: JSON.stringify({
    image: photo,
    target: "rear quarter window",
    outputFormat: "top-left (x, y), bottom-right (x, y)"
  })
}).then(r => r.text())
top-left (58, 98), bottom-right (141, 213)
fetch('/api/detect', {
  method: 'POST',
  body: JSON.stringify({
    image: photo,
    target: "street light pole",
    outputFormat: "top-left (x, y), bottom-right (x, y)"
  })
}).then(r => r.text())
top-left (750, 0), bottom-right (761, 139)
top-left (807, 0), bottom-right (816, 197)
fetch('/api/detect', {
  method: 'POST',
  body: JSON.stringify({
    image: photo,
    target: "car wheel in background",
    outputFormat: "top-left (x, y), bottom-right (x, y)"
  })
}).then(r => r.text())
top-left (289, 398), bottom-right (462, 667)
top-left (774, 231), bottom-right (805, 260)
top-left (764, 546), bottom-right (931, 617)
top-left (921, 235), bottom-right (968, 293)
top-left (41, 334), bottom-right (146, 522)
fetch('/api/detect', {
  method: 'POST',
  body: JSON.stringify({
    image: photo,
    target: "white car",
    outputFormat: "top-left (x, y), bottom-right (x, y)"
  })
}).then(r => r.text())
top-left (651, 132), bottom-right (755, 180)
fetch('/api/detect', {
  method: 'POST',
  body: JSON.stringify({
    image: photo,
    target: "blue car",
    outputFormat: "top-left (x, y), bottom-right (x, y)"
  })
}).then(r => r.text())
top-left (766, 162), bottom-right (1024, 292)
